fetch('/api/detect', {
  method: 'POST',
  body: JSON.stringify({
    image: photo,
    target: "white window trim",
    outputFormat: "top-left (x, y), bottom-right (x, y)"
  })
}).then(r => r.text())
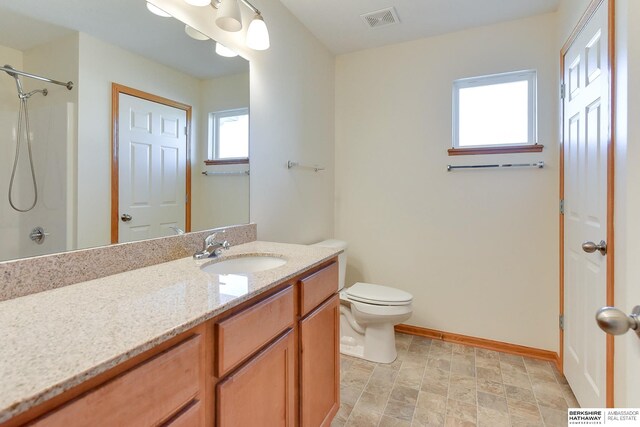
top-left (452, 70), bottom-right (537, 149)
top-left (208, 108), bottom-right (249, 160)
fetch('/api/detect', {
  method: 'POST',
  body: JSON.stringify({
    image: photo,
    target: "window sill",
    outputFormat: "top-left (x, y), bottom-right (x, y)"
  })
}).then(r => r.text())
top-left (447, 144), bottom-right (544, 156)
top-left (204, 158), bottom-right (249, 165)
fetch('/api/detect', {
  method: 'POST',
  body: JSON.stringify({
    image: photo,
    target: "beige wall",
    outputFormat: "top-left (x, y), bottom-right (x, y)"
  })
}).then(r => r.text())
top-left (193, 73), bottom-right (250, 231)
top-left (76, 33), bottom-right (201, 249)
top-left (557, 0), bottom-right (592, 44)
top-left (335, 13), bottom-right (560, 351)
top-left (149, 0), bottom-right (336, 245)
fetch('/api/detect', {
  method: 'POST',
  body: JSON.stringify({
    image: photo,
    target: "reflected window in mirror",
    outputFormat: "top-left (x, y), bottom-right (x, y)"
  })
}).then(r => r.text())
top-left (207, 108), bottom-right (249, 165)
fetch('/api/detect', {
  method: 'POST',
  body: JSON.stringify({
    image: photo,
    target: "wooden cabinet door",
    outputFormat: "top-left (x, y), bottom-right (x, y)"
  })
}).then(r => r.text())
top-left (216, 331), bottom-right (296, 427)
top-left (300, 295), bottom-right (340, 427)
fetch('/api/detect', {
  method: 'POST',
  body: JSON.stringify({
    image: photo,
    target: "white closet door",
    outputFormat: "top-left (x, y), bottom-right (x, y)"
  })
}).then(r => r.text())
top-left (563, 0), bottom-right (609, 408)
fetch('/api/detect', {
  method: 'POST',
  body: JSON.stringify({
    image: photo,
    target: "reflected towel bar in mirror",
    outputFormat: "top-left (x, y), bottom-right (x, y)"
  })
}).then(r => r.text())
top-left (287, 160), bottom-right (325, 172)
top-left (447, 161), bottom-right (544, 172)
top-left (202, 171), bottom-right (250, 176)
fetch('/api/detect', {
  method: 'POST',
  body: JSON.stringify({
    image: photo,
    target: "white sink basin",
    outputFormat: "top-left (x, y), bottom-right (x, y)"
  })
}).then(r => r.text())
top-left (201, 255), bottom-right (286, 275)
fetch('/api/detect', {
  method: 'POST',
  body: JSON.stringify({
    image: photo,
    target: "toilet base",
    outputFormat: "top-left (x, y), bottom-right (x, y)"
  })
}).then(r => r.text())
top-left (339, 336), bottom-right (366, 360)
top-left (339, 308), bottom-right (399, 364)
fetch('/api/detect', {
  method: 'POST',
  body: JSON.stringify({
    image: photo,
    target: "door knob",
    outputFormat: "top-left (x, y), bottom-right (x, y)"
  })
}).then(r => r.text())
top-left (595, 306), bottom-right (640, 337)
top-left (582, 240), bottom-right (607, 255)
top-left (121, 214), bottom-right (132, 222)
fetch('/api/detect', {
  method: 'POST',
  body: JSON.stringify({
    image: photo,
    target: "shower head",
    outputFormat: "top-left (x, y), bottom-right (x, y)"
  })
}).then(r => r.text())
top-left (21, 89), bottom-right (48, 99)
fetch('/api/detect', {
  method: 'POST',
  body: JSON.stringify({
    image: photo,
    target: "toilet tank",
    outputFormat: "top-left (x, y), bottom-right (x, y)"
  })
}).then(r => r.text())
top-left (311, 239), bottom-right (347, 291)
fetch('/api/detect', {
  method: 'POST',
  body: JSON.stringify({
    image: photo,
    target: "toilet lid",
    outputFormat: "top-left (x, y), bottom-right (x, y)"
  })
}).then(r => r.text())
top-left (345, 282), bottom-right (413, 305)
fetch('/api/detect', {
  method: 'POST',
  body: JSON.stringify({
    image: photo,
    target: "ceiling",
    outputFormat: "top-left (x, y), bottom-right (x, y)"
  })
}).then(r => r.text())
top-left (0, 0), bottom-right (248, 79)
top-left (278, 0), bottom-right (561, 54)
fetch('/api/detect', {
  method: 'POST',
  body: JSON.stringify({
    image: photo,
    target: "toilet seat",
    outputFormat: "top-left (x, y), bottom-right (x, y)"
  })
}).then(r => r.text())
top-left (344, 282), bottom-right (413, 306)
top-left (348, 299), bottom-right (413, 316)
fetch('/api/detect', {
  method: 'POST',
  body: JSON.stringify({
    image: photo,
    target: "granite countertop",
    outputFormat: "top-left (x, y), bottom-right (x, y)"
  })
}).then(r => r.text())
top-left (0, 241), bottom-right (340, 423)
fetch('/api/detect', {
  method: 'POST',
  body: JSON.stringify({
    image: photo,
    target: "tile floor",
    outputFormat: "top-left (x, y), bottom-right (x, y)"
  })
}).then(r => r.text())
top-left (332, 333), bottom-right (579, 427)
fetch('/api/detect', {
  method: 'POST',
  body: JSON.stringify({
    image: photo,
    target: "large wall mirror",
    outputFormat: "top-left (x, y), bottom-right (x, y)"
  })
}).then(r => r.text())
top-left (0, 0), bottom-right (250, 263)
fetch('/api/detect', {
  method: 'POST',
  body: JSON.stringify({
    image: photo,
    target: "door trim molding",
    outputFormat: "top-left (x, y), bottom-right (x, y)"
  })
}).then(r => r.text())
top-left (559, 0), bottom-right (616, 407)
top-left (395, 324), bottom-right (560, 366)
top-left (110, 84), bottom-right (193, 244)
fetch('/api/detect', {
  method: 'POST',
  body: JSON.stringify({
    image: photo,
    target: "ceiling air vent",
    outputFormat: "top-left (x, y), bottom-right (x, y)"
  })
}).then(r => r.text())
top-left (361, 7), bottom-right (400, 29)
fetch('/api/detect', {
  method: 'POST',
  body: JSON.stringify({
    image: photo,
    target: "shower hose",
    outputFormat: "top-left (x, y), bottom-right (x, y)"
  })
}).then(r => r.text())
top-left (8, 96), bottom-right (38, 212)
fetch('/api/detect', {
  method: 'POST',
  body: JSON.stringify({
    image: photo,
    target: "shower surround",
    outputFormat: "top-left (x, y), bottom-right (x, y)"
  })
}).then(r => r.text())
top-left (0, 101), bottom-right (74, 261)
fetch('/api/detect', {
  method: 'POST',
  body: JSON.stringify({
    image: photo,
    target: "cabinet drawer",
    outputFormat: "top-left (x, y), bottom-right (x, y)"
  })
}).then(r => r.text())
top-left (300, 262), bottom-right (338, 317)
top-left (33, 335), bottom-right (201, 427)
top-left (215, 286), bottom-right (294, 377)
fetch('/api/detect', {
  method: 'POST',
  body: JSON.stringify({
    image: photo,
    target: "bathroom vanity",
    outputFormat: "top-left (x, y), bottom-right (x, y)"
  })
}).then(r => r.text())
top-left (0, 242), bottom-right (340, 427)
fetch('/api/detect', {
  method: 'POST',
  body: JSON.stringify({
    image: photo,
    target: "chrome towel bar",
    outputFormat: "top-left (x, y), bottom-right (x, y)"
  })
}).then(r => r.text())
top-left (287, 160), bottom-right (325, 172)
top-left (202, 170), bottom-right (250, 176)
top-left (447, 161), bottom-right (544, 172)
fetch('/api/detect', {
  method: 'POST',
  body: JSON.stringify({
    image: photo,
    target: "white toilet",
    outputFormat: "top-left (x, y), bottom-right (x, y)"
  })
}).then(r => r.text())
top-left (312, 240), bottom-right (413, 363)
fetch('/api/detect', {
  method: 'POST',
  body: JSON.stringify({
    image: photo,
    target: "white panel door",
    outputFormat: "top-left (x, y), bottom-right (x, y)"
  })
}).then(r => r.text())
top-left (118, 94), bottom-right (187, 243)
top-left (563, 1), bottom-right (609, 408)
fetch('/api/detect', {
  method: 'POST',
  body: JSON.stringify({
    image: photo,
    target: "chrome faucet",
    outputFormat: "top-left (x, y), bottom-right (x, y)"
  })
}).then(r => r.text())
top-left (193, 231), bottom-right (230, 260)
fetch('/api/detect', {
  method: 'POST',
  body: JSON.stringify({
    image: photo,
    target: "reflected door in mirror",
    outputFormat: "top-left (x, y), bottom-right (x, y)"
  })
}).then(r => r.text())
top-left (117, 93), bottom-right (188, 243)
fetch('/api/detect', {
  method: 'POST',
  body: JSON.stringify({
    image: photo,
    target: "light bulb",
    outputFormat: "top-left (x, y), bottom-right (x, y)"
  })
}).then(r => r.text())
top-left (184, 0), bottom-right (212, 6)
top-left (185, 25), bottom-right (209, 41)
top-left (146, 2), bottom-right (171, 17)
top-left (216, 0), bottom-right (242, 32)
top-left (215, 42), bottom-right (239, 57)
top-left (246, 14), bottom-right (270, 50)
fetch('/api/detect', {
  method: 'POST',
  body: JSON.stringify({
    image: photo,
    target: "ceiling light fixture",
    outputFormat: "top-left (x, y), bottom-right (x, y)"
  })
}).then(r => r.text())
top-left (185, 24), bottom-right (210, 40)
top-left (246, 13), bottom-right (269, 50)
top-left (184, 0), bottom-right (212, 6)
top-left (212, 0), bottom-right (270, 50)
top-left (146, 2), bottom-right (171, 17)
top-left (215, 0), bottom-right (242, 32)
top-left (215, 42), bottom-right (239, 57)
top-left (146, 0), bottom-right (270, 51)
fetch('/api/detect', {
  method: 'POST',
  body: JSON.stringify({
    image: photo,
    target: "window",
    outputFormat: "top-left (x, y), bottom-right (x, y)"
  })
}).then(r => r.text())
top-left (207, 108), bottom-right (249, 164)
top-left (450, 70), bottom-right (541, 155)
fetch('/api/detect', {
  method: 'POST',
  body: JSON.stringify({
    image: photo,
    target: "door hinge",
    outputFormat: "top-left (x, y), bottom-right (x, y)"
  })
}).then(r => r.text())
top-left (186, 194), bottom-right (189, 204)
top-left (184, 126), bottom-right (188, 135)
top-left (560, 199), bottom-right (565, 215)
top-left (560, 83), bottom-right (566, 100)
top-left (559, 315), bottom-right (565, 330)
